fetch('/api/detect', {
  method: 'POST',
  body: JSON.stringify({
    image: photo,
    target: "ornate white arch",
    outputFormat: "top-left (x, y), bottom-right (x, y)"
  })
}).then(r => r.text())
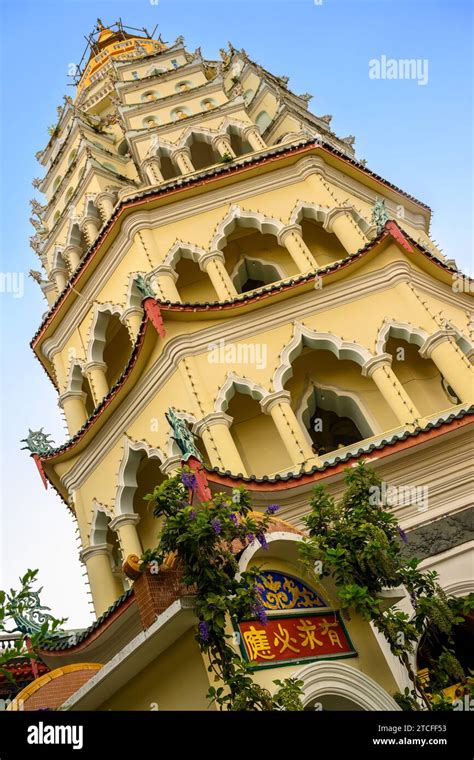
top-left (289, 200), bottom-right (371, 237)
top-left (237, 531), bottom-right (304, 575)
top-left (164, 241), bottom-right (207, 269)
top-left (214, 372), bottom-right (268, 413)
top-left (273, 322), bottom-right (373, 390)
top-left (149, 135), bottom-right (176, 157)
top-left (295, 660), bottom-right (400, 711)
top-left (115, 437), bottom-right (165, 516)
top-left (229, 254), bottom-right (287, 291)
top-left (86, 303), bottom-right (124, 363)
top-left (289, 201), bottom-right (331, 227)
top-left (179, 124), bottom-right (216, 147)
top-left (375, 320), bottom-right (429, 355)
top-left (89, 500), bottom-right (114, 545)
top-left (64, 359), bottom-right (86, 394)
top-left (441, 321), bottom-right (474, 356)
top-left (66, 217), bottom-right (82, 246)
top-left (326, 205), bottom-right (371, 234)
top-left (51, 247), bottom-right (67, 271)
top-left (295, 379), bottom-right (381, 444)
top-left (210, 205), bottom-right (285, 252)
top-left (125, 272), bottom-right (146, 310)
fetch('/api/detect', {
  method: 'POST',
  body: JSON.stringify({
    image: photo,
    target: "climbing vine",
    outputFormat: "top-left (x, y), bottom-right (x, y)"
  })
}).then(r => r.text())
top-left (299, 460), bottom-right (473, 710)
top-left (140, 469), bottom-right (304, 711)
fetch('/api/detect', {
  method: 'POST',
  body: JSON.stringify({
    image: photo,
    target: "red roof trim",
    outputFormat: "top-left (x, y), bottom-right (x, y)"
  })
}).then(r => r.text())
top-left (31, 141), bottom-right (432, 350)
top-left (36, 222), bottom-right (464, 469)
top-left (206, 412), bottom-right (473, 491)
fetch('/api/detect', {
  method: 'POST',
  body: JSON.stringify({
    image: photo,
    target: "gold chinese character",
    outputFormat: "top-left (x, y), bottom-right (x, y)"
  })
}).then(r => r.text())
top-left (319, 618), bottom-right (343, 649)
top-left (273, 623), bottom-right (300, 654)
top-left (242, 626), bottom-right (275, 661)
top-left (296, 619), bottom-right (323, 649)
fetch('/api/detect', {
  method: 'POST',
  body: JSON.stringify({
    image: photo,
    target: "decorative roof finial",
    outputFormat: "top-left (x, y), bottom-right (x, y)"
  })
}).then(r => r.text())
top-left (135, 274), bottom-right (156, 300)
top-left (97, 18), bottom-right (105, 31)
top-left (21, 428), bottom-right (54, 456)
top-left (165, 409), bottom-right (202, 463)
top-left (29, 269), bottom-right (45, 285)
top-left (8, 589), bottom-right (62, 637)
top-left (372, 198), bottom-right (389, 234)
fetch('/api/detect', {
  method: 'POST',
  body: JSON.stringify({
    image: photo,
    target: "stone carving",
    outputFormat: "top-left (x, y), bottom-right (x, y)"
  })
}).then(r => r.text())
top-left (401, 508), bottom-right (474, 561)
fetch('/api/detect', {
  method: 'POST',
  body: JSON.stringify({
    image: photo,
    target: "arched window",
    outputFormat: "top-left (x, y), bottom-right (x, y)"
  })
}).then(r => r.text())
top-left (227, 126), bottom-right (252, 157)
top-left (285, 349), bottom-right (378, 455)
top-left (90, 312), bottom-right (133, 389)
top-left (53, 211), bottom-right (61, 225)
top-left (67, 149), bottom-right (77, 165)
top-left (255, 110), bottom-right (272, 132)
top-left (226, 390), bottom-right (291, 476)
top-left (232, 257), bottom-right (283, 293)
top-left (156, 148), bottom-right (180, 180)
top-left (101, 315), bottom-right (133, 388)
top-left (81, 374), bottom-right (95, 417)
top-left (90, 510), bottom-right (127, 594)
top-left (222, 225), bottom-right (295, 293)
top-left (188, 134), bottom-right (219, 170)
top-left (174, 253), bottom-right (219, 303)
top-left (300, 217), bottom-right (347, 267)
top-left (385, 336), bottom-right (448, 418)
top-left (65, 187), bottom-right (74, 203)
top-left (52, 175), bottom-right (62, 192)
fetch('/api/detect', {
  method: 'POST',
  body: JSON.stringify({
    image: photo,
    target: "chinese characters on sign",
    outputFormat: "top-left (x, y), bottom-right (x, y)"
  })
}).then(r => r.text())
top-left (239, 612), bottom-right (355, 668)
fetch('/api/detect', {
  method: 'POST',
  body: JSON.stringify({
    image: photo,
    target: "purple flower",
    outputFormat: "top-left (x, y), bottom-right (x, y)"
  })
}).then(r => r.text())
top-left (266, 504), bottom-right (280, 515)
top-left (229, 513), bottom-right (238, 526)
top-left (198, 620), bottom-right (210, 642)
top-left (246, 533), bottom-right (255, 543)
top-left (256, 532), bottom-right (268, 550)
top-left (397, 526), bottom-right (409, 545)
top-left (189, 510), bottom-right (197, 519)
top-left (252, 598), bottom-right (268, 625)
top-left (181, 472), bottom-right (197, 490)
top-left (211, 517), bottom-right (222, 535)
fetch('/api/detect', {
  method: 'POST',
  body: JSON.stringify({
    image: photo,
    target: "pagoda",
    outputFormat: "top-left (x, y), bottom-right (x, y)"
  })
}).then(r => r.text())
top-left (16, 19), bottom-right (473, 710)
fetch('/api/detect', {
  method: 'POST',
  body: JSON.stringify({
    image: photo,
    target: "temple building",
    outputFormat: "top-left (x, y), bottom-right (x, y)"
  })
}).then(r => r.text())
top-left (14, 19), bottom-right (473, 710)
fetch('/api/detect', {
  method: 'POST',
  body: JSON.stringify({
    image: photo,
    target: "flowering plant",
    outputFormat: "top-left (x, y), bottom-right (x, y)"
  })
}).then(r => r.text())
top-left (300, 461), bottom-right (473, 710)
top-left (140, 471), bottom-right (302, 710)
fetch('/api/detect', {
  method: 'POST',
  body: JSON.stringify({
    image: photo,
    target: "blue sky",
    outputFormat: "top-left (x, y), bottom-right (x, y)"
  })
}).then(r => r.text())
top-left (0, 0), bottom-right (472, 628)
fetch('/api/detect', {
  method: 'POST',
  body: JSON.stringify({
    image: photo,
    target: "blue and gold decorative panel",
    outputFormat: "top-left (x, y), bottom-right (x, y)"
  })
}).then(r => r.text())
top-left (257, 571), bottom-right (326, 610)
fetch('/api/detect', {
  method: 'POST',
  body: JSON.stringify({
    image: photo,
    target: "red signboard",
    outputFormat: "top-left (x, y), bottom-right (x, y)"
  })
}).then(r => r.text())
top-left (238, 611), bottom-right (356, 668)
